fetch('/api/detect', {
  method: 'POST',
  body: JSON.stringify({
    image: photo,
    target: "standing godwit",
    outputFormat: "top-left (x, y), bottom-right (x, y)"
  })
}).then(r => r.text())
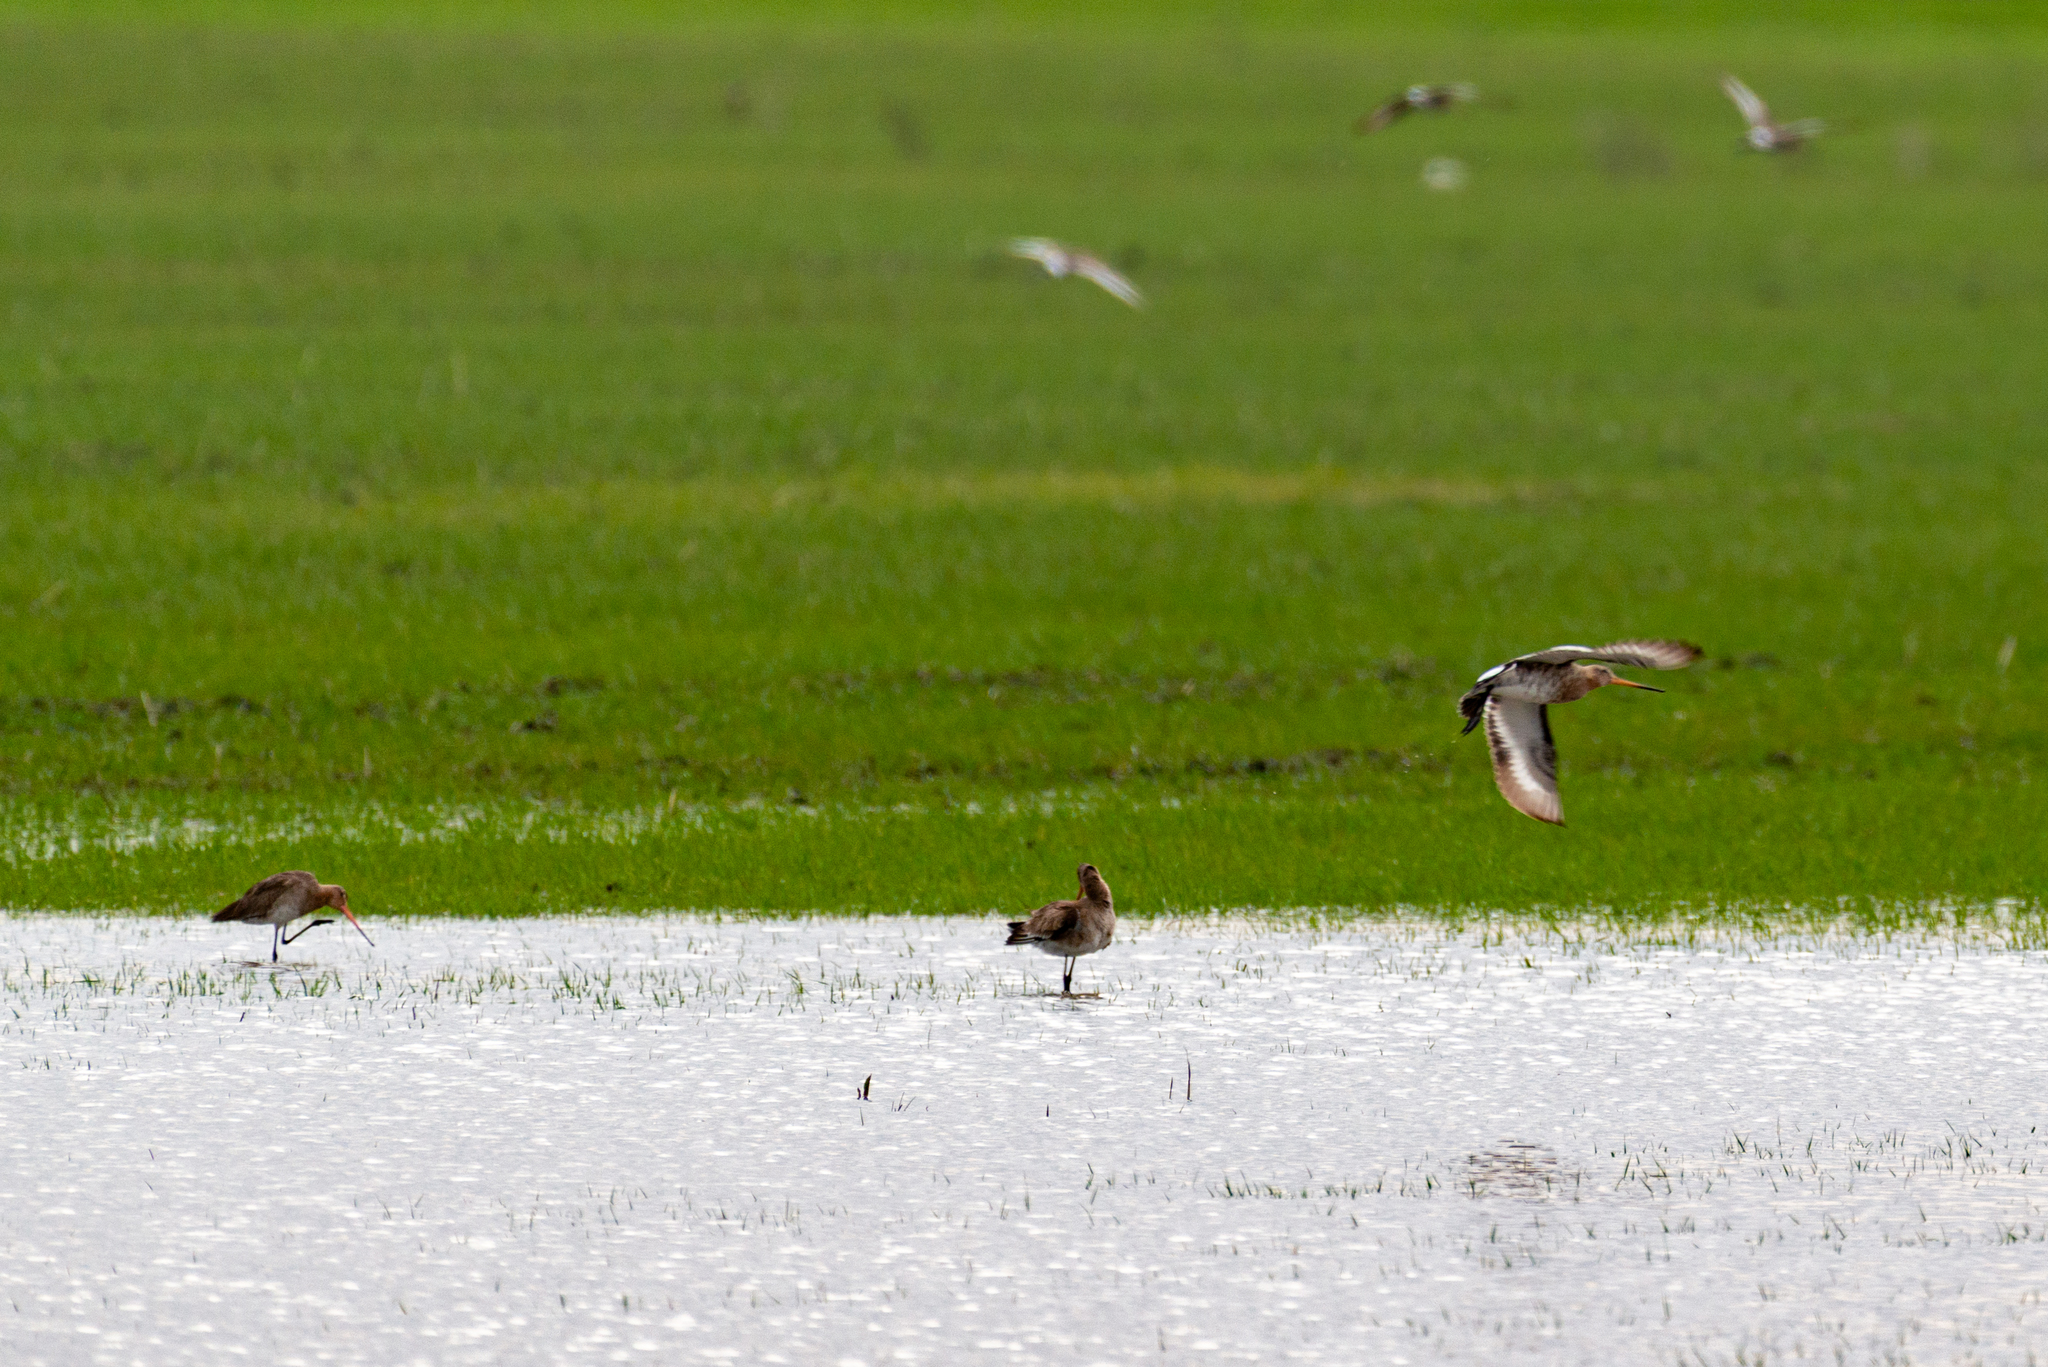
top-left (1458, 641), bottom-right (1702, 824)
top-left (212, 870), bottom-right (374, 961)
top-left (1004, 863), bottom-right (1115, 996)
top-left (1007, 238), bottom-right (1144, 308)
top-left (1355, 83), bottom-right (1478, 134)
top-left (1721, 75), bottom-right (1825, 152)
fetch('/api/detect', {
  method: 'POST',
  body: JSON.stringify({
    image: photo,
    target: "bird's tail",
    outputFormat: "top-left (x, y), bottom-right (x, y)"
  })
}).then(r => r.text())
top-left (1005, 922), bottom-right (1040, 945)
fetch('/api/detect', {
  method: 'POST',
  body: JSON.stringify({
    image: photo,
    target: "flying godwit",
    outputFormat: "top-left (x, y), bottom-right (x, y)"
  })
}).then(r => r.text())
top-left (1004, 863), bottom-right (1115, 996)
top-left (1007, 238), bottom-right (1144, 308)
top-left (212, 870), bottom-right (374, 961)
top-left (1458, 641), bottom-right (1702, 824)
top-left (1355, 83), bottom-right (1478, 134)
top-left (1721, 75), bottom-right (1825, 152)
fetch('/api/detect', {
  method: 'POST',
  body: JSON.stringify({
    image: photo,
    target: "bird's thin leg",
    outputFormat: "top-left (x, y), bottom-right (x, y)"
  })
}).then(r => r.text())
top-left (1063, 959), bottom-right (1074, 995)
top-left (271, 925), bottom-right (281, 962)
top-left (281, 919), bottom-right (334, 947)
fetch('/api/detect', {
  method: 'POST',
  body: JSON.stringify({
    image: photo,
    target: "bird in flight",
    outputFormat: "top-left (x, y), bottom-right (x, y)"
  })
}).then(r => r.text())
top-left (1355, 83), bottom-right (1479, 134)
top-left (1007, 238), bottom-right (1144, 308)
top-left (1721, 74), bottom-right (1825, 152)
top-left (213, 870), bottom-right (374, 961)
top-left (1458, 641), bottom-right (1702, 824)
top-left (1004, 863), bottom-right (1116, 996)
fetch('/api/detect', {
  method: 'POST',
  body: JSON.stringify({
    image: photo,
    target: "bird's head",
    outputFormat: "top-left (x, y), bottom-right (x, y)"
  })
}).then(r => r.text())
top-left (320, 884), bottom-right (376, 947)
top-left (1077, 863), bottom-right (1111, 902)
top-left (1584, 664), bottom-right (1663, 695)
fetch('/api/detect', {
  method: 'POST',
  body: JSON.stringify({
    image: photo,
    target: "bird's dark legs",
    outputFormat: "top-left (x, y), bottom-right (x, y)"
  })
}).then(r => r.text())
top-left (271, 925), bottom-right (281, 962)
top-left (1063, 959), bottom-right (1074, 995)
top-left (281, 919), bottom-right (334, 947)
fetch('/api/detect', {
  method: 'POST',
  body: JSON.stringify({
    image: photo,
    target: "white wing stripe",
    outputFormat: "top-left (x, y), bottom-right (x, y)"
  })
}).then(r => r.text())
top-left (1483, 697), bottom-right (1562, 823)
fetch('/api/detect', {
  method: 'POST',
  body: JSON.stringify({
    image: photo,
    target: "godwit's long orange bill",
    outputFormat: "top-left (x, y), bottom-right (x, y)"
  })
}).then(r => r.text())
top-left (337, 902), bottom-right (375, 948)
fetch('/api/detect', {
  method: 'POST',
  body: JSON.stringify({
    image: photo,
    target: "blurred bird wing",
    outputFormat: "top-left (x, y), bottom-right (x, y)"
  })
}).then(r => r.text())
top-left (214, 869), bottom-right (316, 922)
top-left (1357, 97), bottom-right (1411, 133)
top-left (1018, 899), bottom-right (1081, 939)
top-left (1783, 117), bottom-right (1826, 139)
top-left (1008, 237), bottom-right (1068, 275)
top-left (1071, 253), bottom-right (1144, 307)
top-left (1483, 698), bottom-right (1562, 824)
top-left (1509, 644), bottom-right (1599, 666)
top-left (1515, 640), bottom-right (1703, 670)
top-left (1721, 74), bottom-right (1771, 129)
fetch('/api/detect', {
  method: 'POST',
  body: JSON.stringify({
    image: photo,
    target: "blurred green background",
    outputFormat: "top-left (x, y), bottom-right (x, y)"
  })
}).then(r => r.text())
top-left (1, 1), bottom-right (2044, 914)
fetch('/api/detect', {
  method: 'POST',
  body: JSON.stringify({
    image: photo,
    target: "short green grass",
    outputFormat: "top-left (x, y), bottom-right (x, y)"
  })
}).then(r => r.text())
top-left (2, 5), bottom-right (2045, 914)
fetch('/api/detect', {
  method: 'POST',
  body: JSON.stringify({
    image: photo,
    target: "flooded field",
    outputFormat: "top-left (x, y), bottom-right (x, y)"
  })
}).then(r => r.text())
top-left (1, 913), bottom-right (2044, 1365)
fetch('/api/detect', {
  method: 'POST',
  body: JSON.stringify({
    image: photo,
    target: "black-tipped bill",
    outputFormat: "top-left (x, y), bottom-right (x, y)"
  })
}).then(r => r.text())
top-left (340, 906), bottom-right (376, 948)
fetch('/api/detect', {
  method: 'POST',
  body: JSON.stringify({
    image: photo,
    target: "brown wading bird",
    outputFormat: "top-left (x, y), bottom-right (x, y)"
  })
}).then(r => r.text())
top-left (1005, 863), bottom-right (1115, 996)
top-left (1355, 83), bottom-right (1478, 134)
top-left (1458, 641), bottom-right (1703, 824)
top-left (213, 870), bottom-right (374, 962)
top-left (1721, 74), bottom-right (1825, 152)
top-left (1007, 238), bottom-right (1144, 308)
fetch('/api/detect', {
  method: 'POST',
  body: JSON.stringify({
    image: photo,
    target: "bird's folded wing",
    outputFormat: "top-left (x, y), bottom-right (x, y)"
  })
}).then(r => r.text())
top-left (1073, 256), bottom-right (1144, 308)
top-left (213, 870), bottom-right (312, 921)
top-left (1517, 640), bottom-right (1702, 670)
top-left (1721, 75), bottom-right (1770, 128)
top-left (1484, 698), bottom-right (1562, 824)
top-left (1019, 900), bottom-right (1080, 939)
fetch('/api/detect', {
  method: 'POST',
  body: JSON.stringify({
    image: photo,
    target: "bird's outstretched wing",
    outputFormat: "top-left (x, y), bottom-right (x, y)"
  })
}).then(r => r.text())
top-left (213, 870), bottom-right (315, 922)
top-left (1071, 253), bottom-right (1144, 308)
top-left (1356, 96), bottom-right (1411, 134)
top-left (1008, 237), bottom-right (1066, 274)
top-left (1514, 641), bottom-right (1703, 670)
top-left (1782, 117), bottom-right (1826, 140)
top-left (1721, 74), bottom-right (1771, 130)
top-left (1483, 697), bottom-right (1562, 824)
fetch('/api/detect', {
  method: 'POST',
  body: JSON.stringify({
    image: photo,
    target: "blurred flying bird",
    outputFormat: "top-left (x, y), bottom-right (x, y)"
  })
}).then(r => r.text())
top-left (1721, 74), bottom-right (1825, 152)
top-left (1356, 83), bottom-right (1478, 134)
top-left (1005, 863), bottom-right (1115, 995)
top-left (1007, 238), bottom-right (1144, 308)
top-left (213, 870), bottom-right (374, 961)
top-left (1458, 641), bottom-right (1703, 824)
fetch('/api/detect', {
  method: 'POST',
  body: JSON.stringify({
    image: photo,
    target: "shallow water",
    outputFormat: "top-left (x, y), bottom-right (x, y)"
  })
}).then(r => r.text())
top-left (1, 914), bottom-right (2044, 1366)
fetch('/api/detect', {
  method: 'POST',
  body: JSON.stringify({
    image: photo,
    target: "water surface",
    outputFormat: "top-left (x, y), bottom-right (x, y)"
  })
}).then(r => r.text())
top-left (1, 914), bottom-right (2043, 1364)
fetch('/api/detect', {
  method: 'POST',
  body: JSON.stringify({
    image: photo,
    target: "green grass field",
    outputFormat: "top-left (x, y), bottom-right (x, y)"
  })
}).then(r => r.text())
top-left (2, 2), bottom-right (2045, 915)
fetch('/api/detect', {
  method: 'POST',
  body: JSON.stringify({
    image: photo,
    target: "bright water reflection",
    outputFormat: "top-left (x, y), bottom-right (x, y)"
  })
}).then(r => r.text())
top-left (0, 915), bottom-right (2043, 1365)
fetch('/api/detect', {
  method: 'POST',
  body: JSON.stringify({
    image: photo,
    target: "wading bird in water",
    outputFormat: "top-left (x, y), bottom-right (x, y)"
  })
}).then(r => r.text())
top-left (1355, 83), bottom-right (1478, 134)
top-left (213, 871), bottom-right (374, 962)
top-left (1721, 74), bottom-right (1824, 152)
top-left (1007, 238), bottom-right (1144, 308)
top-left (1459, 641), bottom-right (1702, 824)
top-left (1005, 863), bottom-right (1115, 996)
